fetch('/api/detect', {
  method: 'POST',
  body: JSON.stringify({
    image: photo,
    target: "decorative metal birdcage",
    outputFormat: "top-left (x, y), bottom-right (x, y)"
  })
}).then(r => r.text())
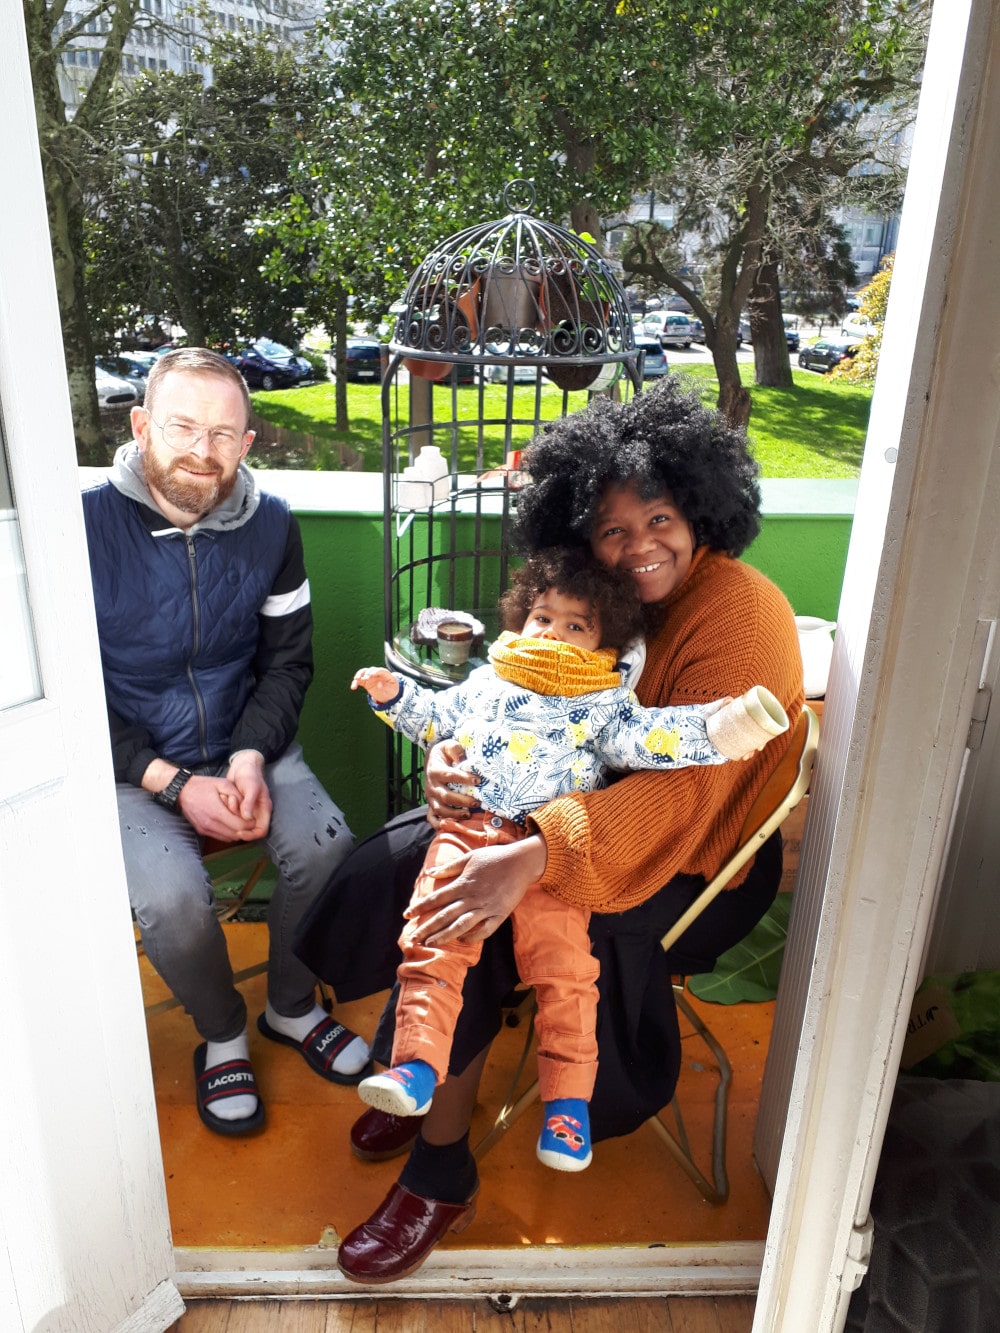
top-left (381, 181), bottom-right (644, 815)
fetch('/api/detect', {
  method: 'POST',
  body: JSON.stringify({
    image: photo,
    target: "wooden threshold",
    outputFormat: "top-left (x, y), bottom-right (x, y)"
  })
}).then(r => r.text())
top-left (172, 1293), bottom-right (758, 1331)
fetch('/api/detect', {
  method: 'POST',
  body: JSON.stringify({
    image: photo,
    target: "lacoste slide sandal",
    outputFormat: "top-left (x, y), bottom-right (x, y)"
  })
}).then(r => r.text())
top-left (257, 1012), bottom-right (373, 1085)
top-left (193, 1042), bottom-right (265, 1136)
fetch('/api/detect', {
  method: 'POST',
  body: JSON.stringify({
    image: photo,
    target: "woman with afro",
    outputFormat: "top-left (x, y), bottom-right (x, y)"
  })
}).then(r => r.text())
top-left (300, 376), bottom-right (805, 1284)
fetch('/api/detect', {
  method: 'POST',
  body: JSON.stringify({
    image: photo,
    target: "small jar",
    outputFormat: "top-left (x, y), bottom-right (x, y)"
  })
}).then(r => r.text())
top-left (437, 620), bottom-right (473, 665)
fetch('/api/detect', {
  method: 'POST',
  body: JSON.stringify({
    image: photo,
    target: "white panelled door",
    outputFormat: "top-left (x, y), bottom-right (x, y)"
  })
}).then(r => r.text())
top-left (0, 6), bottom-right (182, 1331)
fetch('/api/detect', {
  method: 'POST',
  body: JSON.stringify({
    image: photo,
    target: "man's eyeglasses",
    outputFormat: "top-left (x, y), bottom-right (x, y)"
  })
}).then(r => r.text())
top-left (143, 408), bottom-right (248, 457)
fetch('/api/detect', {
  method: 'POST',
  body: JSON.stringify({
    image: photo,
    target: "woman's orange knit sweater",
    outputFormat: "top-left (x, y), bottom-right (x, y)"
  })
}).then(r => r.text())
top-left (529, 546), bottom-right (805, 914)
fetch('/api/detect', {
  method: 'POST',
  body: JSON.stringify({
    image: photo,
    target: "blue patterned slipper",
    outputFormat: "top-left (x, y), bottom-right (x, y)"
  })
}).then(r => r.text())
top-left (536, 1098), bottom-right (593, 1171)
top-left (358, 1060), bottom-right (436, 1117)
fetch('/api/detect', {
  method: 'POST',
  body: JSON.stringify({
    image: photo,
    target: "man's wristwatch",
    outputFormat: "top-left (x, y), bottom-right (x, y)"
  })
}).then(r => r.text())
top-left (153, 767), bottom-right (194, 811)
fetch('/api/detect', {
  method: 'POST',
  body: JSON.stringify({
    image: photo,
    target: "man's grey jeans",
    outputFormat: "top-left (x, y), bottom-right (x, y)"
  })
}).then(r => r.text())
top-left (120, 743), bottom-right (353, 1042)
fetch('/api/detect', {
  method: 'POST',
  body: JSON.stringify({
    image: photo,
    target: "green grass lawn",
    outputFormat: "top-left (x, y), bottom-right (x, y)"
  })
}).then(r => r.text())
top-left (251, 363), bottom-right (871, 479)
top-left (676, 364), bottom-right (870, 478)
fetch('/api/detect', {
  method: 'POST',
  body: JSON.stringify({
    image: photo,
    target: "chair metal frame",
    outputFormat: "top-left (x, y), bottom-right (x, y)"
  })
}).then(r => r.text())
top-left (472, 705), bottom-right (821, 1202)
top-left (203, 838), bottom-right (271, 924)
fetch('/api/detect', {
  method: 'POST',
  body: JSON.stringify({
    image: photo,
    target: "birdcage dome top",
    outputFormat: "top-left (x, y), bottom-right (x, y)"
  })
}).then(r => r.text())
top-left (389, 181), bottom-right (637, 383)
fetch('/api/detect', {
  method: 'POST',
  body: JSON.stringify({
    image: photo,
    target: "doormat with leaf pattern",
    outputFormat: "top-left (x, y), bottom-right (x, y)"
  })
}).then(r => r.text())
top-left (687, 892), bottom-right (792, 1004)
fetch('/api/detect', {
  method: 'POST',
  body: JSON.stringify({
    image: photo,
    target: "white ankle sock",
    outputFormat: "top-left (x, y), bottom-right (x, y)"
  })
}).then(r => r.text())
top-left (204, 1030), bottom-right (258, 1122)
top-left (265, 1000), bottom-right (371, 1076)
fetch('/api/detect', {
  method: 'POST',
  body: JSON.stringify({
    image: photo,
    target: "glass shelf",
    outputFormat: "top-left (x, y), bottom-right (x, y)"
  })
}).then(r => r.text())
top-left (386, 610), bottom-right (500, 689)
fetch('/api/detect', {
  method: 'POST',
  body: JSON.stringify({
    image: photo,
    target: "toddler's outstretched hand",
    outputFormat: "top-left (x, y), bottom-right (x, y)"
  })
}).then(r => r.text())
top-left (351, 666), bottom-right (400, 705)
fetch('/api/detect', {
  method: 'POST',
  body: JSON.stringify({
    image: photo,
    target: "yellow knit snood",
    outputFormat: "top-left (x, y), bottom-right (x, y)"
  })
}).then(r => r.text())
top-left (487, 632), bottom-right (621, 698)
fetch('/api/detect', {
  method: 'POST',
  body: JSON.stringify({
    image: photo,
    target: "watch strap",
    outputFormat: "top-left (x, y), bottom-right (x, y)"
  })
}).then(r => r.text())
top-left (153, 767), bottom-right (194, 811)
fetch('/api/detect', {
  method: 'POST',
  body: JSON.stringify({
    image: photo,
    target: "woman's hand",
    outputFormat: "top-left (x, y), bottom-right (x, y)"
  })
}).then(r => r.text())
top-left (423, 738), bottom-right (481, 829)
top-left (406, 834), bottom-right (548, 945)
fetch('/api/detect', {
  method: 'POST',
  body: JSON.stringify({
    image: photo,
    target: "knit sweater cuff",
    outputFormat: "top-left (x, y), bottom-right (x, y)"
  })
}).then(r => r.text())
top-left (528, 799), bottom-right (596, 910)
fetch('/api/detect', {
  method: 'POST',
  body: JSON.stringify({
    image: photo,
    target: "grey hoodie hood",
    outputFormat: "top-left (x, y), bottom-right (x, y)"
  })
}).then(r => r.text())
top-left (109, 441), bottom-right (260, 534)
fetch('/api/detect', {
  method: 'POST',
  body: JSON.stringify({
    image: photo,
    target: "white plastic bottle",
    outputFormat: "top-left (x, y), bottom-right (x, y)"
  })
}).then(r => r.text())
top-left (415, 444), bottom-right (450, 504)
top-left (395, 445), bottom-right (450, 509)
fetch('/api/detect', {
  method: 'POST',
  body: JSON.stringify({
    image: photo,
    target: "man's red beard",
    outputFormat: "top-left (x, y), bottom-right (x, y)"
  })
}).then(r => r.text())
top-left (142, 448), bottom-right (237, 515)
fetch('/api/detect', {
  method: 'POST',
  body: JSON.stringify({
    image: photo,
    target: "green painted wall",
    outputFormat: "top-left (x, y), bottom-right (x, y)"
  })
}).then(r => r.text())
top-left (296, 507), bottom-right (853, 838)
top-left (743, 516), bottom-right (849, 622)
top-left (296, 511), bottom-right (389, 842)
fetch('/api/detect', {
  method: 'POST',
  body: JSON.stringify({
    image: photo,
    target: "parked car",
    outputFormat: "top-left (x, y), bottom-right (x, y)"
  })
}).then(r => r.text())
top-left (737, 316), bottom-right (800, 351)
top-left (232, 338), bottom-right (311, 390)
top-left (634, 333), bottom-right (668, 378)
top-left (478, 341), bottom-right (543, 384)
top-left (96, 355), bottom-right (148, 402)
top-left (336, 337), bottom-right (384, 382)
top-left (120, 349), bottom-right (159, 375)
top-left (643, 311), bottom-right (694, 348)
top-left (689, 317), bottom-right (706, 342)
top-left (95, 366), bottom-right (139, 408)
top-left (840, 313), bottom-right (876, 340)
top-left (485, 359), bottom-right (543, 384)
top-left (446, 360), bottom-right (478, 385)
top-left (797, 339), bottom-right (860, 373)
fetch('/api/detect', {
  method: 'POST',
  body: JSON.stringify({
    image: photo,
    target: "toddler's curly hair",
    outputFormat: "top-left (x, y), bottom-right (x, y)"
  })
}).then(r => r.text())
top-left (498, 548), bottom-right (644, 657)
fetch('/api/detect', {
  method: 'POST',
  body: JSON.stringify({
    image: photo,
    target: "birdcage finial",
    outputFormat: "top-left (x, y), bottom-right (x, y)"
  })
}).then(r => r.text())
top-left (503, 179), bottom-right (536, 214)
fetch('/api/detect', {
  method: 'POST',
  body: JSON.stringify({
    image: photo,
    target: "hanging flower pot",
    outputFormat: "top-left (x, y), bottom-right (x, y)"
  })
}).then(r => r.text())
top-left (401, 278), bottom-right (481, 381)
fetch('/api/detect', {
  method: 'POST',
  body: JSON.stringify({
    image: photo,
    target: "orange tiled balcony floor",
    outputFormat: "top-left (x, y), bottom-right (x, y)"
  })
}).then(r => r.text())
top-left (141, 923), bottom-right (775, 1253)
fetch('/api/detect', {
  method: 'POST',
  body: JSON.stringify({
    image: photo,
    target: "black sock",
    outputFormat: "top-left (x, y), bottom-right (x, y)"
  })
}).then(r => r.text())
top-left (399, 1131), bottom-right (478, 1204)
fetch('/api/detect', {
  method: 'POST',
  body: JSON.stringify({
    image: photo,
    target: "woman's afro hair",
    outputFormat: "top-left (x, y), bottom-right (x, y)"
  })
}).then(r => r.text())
top-left (512, 375), bottom-right (762, 557)
top-left (498, 547), bottom-right (644, 657)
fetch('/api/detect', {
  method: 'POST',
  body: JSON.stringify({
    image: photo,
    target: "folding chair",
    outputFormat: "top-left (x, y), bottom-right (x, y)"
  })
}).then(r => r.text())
top-left (202, 838), bottom-right (272, 923)
top-left (473, 704), bottom-right (821, 1199)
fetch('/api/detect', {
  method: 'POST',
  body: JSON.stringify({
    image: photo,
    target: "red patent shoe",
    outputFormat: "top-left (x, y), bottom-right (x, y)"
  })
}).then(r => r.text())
top-left (350, 1106), bottom-right (423, 1162)
top-left (337, 1181), bottom-right (478, 1284)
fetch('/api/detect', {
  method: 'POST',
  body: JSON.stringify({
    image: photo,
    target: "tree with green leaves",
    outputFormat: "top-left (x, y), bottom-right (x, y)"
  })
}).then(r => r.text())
top-left (23, 1), bottom-right (310, 461)
top-left (620, 0), bottom-right (926, 424)
top-left (302, 0), bottom-right (684, 256)
top-left (86, 36), bottom-right (317, 354)
top-left (257, 0), bottom-right (716, 427)
top-left (834, 253), bottom-right (893, 383)
top-left (253, 0), bottom-right (521, 433)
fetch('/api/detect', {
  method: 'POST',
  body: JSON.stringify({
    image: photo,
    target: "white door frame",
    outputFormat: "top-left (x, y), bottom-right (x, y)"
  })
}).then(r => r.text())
top-left (0, 7), bottom-right (182, 1330)
top-left (756, 1), bottom-right (1000, 1326)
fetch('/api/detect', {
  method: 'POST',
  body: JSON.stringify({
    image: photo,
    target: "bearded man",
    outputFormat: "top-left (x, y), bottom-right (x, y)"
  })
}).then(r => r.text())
top-left (83, 348), bottom-right (369, 1135)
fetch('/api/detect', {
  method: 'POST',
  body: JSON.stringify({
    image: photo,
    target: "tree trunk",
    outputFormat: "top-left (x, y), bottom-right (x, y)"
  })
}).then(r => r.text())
top-left (51, 168), bottom-right (108, 464)
top-left (717, 376), bottom-right (753, 430)
top-left (26, 55), bottom-right (106, 462)
top-left (556, 113), bottom-right (601, 247)
top-left (750, 260), bottom-right (792, 388)
top-left (570, 197), bottom-right (602, 244)
top-left (332, 288), bottom-right (349, 433)
top-left (710, 173), bottom-right (769, 425)
top-left (153, 159), bottom-right (206, 347)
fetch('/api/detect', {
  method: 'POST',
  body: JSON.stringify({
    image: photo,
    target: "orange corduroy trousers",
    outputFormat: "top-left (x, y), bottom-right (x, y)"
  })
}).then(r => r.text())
top-left (393, 812), bottom-right (599, 1101)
